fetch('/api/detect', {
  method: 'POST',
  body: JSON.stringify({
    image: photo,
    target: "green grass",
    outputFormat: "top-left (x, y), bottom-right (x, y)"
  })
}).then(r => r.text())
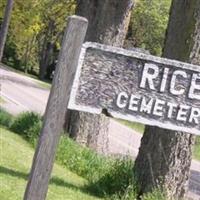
top-left (0, 97), bottom-right (6, 104)
top-left (36, 80), bottom-right (51, 90)
top-left (0, 108), bottom-right (13, 127)
top-left (0, 109), bottom-right (198, 199)
top-left (117, 119), bottom-right (145, 134)
top-left (0, 127), bottom-right (103, 200)
top-left (193, 137), bottom-right (200, 161)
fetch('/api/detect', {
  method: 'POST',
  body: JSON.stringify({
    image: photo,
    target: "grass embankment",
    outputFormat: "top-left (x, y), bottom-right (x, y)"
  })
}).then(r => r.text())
top-left (0, 127), bottom-right (102, 200)
top-left (0, 109), bottom-right (139, 199)
top-left (117, 119), bottom-right (145, 134)
top-left (194, 137), bottom-right (200, 161)
top-left (0, 97), bottom-right (6, 104)
top-left (1, 109), bottom-right (198, 200)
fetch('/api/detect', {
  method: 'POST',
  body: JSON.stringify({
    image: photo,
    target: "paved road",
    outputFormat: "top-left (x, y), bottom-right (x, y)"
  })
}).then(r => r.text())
top-left (0, 67), bottom-right (49, 115)
top-left (0, 66), bottom-right (199, 199)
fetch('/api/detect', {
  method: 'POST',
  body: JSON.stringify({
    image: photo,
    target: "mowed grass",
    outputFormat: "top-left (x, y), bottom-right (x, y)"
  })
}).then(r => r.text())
top-left (0, 96), bottom-right (6, 104)
top-left (0, 127), bottom-right (103, 200)
top-left (117, 119), bottom-right (145, 134)
top-left (193, 137), bottom-right (200, 161)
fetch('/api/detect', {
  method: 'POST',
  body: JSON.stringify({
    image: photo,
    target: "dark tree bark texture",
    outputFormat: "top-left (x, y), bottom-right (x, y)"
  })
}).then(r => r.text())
top-left (134, 0), bottom-right (200, 199)
top-left (0, 0), bottom-right (14, 61)
top-left (67, 0), bottom-right (133, 154)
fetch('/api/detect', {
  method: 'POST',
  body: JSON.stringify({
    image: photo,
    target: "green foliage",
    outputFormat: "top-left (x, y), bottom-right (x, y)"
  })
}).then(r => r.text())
top-left (129, 0), bottom-right (171, 55)
top-left (0, 108), bottom-right (13, 127)
top-left (25, 120), bottom-right (42, 145)
top-left (56, 135), bottom-right (112, 181)
top-left (141, 188), bottom-right (166, 200)
top-left (1, 0), bottom-right (172, 77)
top-left (0, 127), bottom-right (102, 200)
top-left (10, 112), bottom-right (42, 142)
top-left (1, 110), bottom-right (169, 199)
top-left (108, 185), bottom-right (137, 200)
top-left (0, 0), bottom-right (76, 76)
top-left (56, 136), bottom-right (139, 199)
top-left (87, 159), bottom-right (136, 197)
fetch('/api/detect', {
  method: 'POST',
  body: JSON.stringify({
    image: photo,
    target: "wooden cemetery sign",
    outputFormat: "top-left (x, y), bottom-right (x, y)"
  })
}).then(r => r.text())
top-left (24, 15), bottom-right (200, 200)
top-left (68, 42), bottom-right (200, 135)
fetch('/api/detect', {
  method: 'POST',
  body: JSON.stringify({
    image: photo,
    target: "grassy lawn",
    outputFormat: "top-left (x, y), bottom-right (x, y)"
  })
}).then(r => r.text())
top-left (36, 80), bottom-right (51, 90)
top-left (117, 119), bottom-right (145, 134)
top-left (0, 127), bottom-right (103, 200)
top-left (0, 96), bottom-right (6, 104)
top-left (193, 137), bottom-right (200, 161)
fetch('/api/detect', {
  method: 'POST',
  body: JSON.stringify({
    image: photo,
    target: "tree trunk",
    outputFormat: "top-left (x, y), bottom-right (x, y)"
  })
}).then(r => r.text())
top-left (39, 20), bottom-right (55, 80)
top-left (67, 0), bottom-right (133, 154)
top-left (134, 0), bottom-right (200, 199)
top-left (0, 0), bottom-right (14, 62)
top-left (39, 41), bottom-right (54, 80)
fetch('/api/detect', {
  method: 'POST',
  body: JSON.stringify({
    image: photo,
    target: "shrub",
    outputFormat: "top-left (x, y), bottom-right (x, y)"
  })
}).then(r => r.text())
top-left (0, 108), bottom-right (13, 128)
top-left (141, 188), bottom-right (166, 200)
top-left (56, 135), bottom-right (112, 181)
top-left (56, 135), bottom-right (137, 197)
top-left (10, 112), bottom-right (42, 140)
top-left (25, 120), bottom-right (42, 145)
top-left (87, 158), bottom-right (135, 196)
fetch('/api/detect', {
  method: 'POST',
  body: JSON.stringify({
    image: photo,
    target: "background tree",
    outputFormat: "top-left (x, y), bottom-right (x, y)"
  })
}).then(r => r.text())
top-left (0, 0), bottom-right (172, 78)
top-left (67, 0), bottom-right (133, 154)
top-left (127, 0), bottom-right (171, 55)
top-left (134, 0), bottom-right (200, 199)
top-left (38, 0), bottom-right (75, 80)
top-left (0, 0), bottom-right (14, 61)
top-left (0, 0), bottom-right (75, 77)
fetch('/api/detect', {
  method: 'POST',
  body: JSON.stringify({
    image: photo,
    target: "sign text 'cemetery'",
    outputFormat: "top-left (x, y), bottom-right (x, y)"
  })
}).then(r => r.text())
top-left (69, 42), bottom-right (200, 135)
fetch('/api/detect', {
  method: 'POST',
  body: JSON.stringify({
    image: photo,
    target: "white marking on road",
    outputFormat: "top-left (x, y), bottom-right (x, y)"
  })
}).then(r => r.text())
top-left (1, 92), bottom-right (30, 110)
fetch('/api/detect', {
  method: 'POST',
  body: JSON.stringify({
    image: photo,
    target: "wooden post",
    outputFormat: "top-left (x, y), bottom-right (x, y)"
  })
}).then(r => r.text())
top-left (24, 16), bottom-right (88, 200)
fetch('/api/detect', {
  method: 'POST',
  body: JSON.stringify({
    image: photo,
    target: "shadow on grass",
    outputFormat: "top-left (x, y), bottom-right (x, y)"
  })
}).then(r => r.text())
top-left (0, 165), bottom-right (133, 198)
top-left (0, 165), bottom-right (92, 195)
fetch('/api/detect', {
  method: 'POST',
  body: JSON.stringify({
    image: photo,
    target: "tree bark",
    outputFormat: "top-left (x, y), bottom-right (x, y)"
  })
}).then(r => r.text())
top-left (39, 41), bottom-right (54, 80)
top-left (134, 0), bottom-right (200, 199)
top-left (67, 0), bottom-right (133, 154)
top-left (0, 0), bottom-right (14, 62)
top-left (39, 20), bottom-right (55, 80)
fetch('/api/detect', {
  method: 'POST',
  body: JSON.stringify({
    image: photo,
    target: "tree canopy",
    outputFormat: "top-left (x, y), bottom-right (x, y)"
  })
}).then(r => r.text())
top-left (0, 0), bottom-right (171, 78)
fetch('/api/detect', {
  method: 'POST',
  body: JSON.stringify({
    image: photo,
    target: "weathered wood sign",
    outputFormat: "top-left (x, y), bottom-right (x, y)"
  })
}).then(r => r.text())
top-left (68, 42), bottom-right (200, 135)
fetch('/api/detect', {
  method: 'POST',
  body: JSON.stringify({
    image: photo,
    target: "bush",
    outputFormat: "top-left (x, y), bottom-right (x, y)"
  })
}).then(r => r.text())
top-left (10, 112), bottom-right (42, 141)
top-left (25, 120), bottom-right (42, 145)
top-left (0, 108), bottom-right (13, 128)
top-left (141, 188), bottom-right (166, 200)
top-left (56, 135), bottom-right (137, 197)
top-left (56, 136), bottom-right (112, 181)
top-left (88, 158), bottom-right (135, 196)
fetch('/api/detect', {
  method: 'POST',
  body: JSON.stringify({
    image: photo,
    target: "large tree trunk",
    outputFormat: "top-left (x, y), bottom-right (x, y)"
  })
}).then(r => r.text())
top-left (134, 0), bottom-right (200, 199)
top-left (67, 0), bottom-right (133, 154)
top-left (0, 0), bottom-right (14, 62)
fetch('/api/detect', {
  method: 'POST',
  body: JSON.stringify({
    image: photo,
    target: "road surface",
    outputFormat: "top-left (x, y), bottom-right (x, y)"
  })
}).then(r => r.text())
top-left (0, 66), bottom-right (199, 199)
